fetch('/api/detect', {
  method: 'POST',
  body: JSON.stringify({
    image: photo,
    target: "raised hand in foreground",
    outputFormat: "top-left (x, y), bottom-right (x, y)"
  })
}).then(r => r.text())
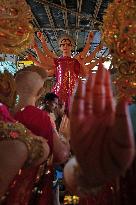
top-left (70, 63), bottom-right (135, 189)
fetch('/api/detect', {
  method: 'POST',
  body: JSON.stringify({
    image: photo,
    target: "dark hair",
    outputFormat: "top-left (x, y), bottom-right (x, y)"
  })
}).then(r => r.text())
top-left (44, 92), bottom-right (58, 102)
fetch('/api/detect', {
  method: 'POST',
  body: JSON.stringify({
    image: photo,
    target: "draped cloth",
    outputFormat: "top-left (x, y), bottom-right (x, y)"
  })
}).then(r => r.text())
top-left (3, 106), bottom-right (54, 205)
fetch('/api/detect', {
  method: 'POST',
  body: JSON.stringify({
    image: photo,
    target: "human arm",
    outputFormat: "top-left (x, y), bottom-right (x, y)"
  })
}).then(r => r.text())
top-left (50, 112), bottom-right (70, 163)
top-left (75, 32), bottom-right (101, 64)
top-left (74, 32), bottom-right (103, 76)
top-left (59, 114), bottom-right (70, 141)
top-left (52, 127), bottom-right (70, 164)
top-left (80, 57), bottom-right (107, 76)
top-left (70, 63), bottom-right (135, 188)
top-left (39, 110), bottom-right (70, 164)
top-left (0, 123), bottom-right (50, 197)
top-left (75, 32), bottom-right (94, 60)
top-left (78, 58), bottom-right (102, 77)
top-left (37, 32), bottom-right (58, 59)
top-left (27, 44), bottom-right (55, 74)
top-left (84, 44), bottom-right (102, 64)
top-left (27, 32), bottom-right (58, 75)
top-left (0, 140), bottom-right (28, 197)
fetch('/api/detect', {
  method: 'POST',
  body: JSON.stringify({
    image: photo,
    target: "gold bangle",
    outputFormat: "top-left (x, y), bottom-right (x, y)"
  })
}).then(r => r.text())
top-left (0, 121), bottom-right (44, 168)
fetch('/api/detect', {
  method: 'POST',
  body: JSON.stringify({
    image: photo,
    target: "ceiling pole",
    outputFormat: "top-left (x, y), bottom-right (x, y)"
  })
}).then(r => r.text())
top-left (39, 27), bottom-right (97, 31)
top-left (89, 0), bottom-right (103, 29)
top-left (75, 0), bottom-right (83, 52)
top-left (32, 15), bottom-right (42, 31)
top-left (44, 5), bottom-right (58, 41)
top-left (34, 0), bottom-right (100, 23)
top-left (60, 0), bottom-right (69, 34)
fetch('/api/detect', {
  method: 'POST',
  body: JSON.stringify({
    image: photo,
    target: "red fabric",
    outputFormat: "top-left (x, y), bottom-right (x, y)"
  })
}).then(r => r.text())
top-left (52, 56), bottom-right (80, 112)
top-left (5, 167), bottom-right (39, 205)
top-left (5, 166), bottom-right (54, 205)
top-left (79, 182), bottom-right (119, 205)
top-left (4, 106), bottom-right (54, 205)
top-left (15, 105), bottom-right (53, 152)
top-left (37, 166), bottom-right (54, 205)
top-left (79, 183), bottom-right (117, 205)
top-left (119, 158), bottom-right (136, 205)
top-left (0, 103), bottom-right (14, 122)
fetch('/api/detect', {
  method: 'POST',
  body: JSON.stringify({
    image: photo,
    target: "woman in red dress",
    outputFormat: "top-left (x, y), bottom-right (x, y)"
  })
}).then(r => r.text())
top-left (29, 32), bottom-right (101, 112)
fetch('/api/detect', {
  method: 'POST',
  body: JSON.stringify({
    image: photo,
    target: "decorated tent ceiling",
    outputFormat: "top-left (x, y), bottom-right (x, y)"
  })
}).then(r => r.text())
top-left (0, 0), bottom-right (112, 73)
top-left (26, 0), bottom-right (112, 55)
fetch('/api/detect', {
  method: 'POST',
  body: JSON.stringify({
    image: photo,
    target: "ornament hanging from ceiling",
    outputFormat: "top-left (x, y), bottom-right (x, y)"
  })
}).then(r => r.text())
top-left (0, 0), bottom-right (34, 55)
top-left (102, 0), bottom-right (136, 98)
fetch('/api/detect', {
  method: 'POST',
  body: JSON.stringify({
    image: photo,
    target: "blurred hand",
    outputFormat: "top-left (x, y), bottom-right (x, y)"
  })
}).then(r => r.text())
top-left (59, 114), bottom-right (70, 141)
top-left (70, 62), bottom-right (135, 187)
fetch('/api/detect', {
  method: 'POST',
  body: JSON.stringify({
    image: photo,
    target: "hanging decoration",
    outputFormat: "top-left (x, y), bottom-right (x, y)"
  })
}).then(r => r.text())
top-left (0, 71), bottom-right (16, 108)
top-left (102, 0), bottom-right (136, 98)
top-left (0, 0), bottom-right (34, 54)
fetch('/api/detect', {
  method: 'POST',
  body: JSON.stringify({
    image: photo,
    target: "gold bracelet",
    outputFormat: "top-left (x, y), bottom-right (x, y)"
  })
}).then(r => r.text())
top-left (0, 121), bottom-right (44, 168)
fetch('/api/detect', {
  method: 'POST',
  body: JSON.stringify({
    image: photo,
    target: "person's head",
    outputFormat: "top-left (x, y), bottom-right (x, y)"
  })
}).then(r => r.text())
top-left (58, 35), bottom-right (75, 57)
top-left (15, 65), bottom-right (47, 101)
top-left (43, 92), bottom-right (59, 113)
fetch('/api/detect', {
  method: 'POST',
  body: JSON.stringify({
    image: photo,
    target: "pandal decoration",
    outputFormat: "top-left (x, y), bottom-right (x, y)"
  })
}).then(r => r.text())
top-left (0, 120), bottom-right (44, 168)
top-left (0, 0), bottom-right (34, 54)
top-left (0, 71), bottom-right (16, 109)
top-left (102, 0), bottom-right (136, 98)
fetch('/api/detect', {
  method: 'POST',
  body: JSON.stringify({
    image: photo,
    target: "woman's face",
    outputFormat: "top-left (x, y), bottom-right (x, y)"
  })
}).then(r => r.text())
top-left (59, 39), bottom-right (73, 56)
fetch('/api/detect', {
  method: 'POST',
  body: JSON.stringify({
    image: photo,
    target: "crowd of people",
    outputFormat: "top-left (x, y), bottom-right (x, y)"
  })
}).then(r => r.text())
top-left (0, 31), bottom-right (136, 205)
